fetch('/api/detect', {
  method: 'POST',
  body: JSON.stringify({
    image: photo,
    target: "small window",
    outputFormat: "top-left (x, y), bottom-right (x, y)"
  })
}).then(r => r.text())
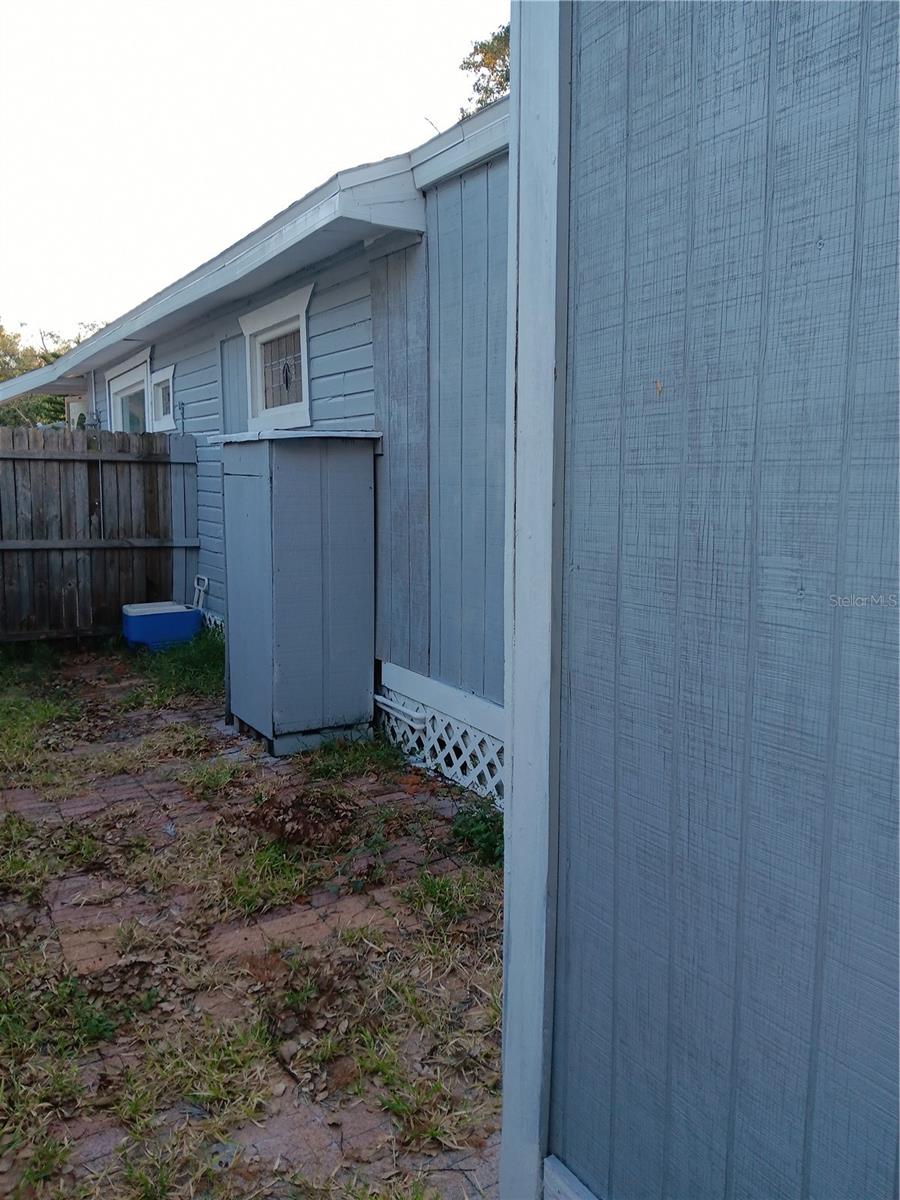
top-left (151, 365), bottom-right (176, 432)
top-left (239, 285), bottom-right (314, 430)
top-left (108, 357), bottom-right (150, 433)
top-left (261, 329), bottom-right (302, 409)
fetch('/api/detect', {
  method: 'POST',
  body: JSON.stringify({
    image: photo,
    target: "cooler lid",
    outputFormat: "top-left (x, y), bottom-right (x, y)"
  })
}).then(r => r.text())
top-left (122, 602), bottom-right (194, 616)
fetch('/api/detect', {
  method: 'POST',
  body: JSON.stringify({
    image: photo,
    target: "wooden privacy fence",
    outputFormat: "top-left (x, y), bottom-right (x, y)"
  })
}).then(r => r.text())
top-left (0, 428), bottom-right (198, 640)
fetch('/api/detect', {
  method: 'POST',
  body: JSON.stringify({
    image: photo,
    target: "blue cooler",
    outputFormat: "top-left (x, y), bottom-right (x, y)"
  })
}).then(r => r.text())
top-left (122, 577), bottom-right (208, 651)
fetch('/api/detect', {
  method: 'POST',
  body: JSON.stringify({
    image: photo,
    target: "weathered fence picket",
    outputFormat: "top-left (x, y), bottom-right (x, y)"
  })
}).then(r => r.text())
top-left (0, 428), bottom-right (198, 640)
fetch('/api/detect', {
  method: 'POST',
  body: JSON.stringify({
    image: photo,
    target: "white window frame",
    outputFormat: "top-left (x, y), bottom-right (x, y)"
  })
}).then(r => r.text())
top-left (239, 285), bottom-right (314, 431)
top-left (107, 350), bottom-right (151, 434)
top-left (151, 364), bottom-right (176, 432)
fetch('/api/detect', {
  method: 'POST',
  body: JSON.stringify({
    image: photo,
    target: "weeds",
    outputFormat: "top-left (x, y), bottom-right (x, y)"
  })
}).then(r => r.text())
top-left (0, 691), bottom-right (79, 777)
top-left (452, 793), bottom-right (503, 866)
top-left (0, 942), bottom-right (120, 1169)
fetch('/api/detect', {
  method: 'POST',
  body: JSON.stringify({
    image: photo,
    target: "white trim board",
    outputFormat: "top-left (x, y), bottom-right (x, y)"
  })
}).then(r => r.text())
top-left (240, 284), bottom-right (314, 432)
top-left (500, 3), bottom-right (572, 1198)
top-left (214, 430), bottom-right (382, 445)
top-left (379, 663), bottom-right (505, 741)
top-left (0, 104), bottom-right (511, 408)
top-left (150, 364), bottom-right (176, 432)
top-left (411, 100), bottom-right (510, 189)
top-left (543, 1157), bottom-right (601, 1200)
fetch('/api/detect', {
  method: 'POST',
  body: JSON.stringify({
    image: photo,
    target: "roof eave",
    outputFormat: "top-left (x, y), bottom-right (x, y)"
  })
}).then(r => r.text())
top-left (0, 164), bottom-right (425, 405)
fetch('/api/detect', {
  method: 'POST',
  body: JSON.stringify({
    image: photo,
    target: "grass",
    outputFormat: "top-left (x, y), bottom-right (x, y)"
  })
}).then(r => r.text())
top-left (227, 840), bottom-right (316, 914)
top-left (127, 627), bottom-right (225, 705)
top-left (181, 757), bottom-right (244, 800)
top-left (0, 691), bottom-right (79, 777)
top-left (0, 815), bottom-right (105, 901)
top-left (113, 1019), bottom-right (270, 1133)
top-left (0, 643), bottom-right (503, 1196)
top-left (125, 824), bottom-right (320, 920)
top-left (400, 867), bottom-right (498, 925)
top-left (0, 938), bottom-right (124, 1171)
top-left (300, 736), bottom-right (405, 782)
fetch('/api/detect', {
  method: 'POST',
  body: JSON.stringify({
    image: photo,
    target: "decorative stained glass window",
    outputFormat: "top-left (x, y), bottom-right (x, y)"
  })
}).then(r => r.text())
top-left (261, 330), bottom-right (302, 410)
top-left (239, 284), bottom-right (314, 430)
top-left (157, 380), bottom-right (171, 418)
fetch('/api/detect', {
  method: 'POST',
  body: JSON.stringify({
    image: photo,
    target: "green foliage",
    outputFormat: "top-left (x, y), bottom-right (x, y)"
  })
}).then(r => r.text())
top-left (181, 758), bottom-right (243, 800)
top-left (459, 23), bottom-right (510, 118)
top-left (452, 793), bottom-right (504, 866)
top-left (227, 840), bottom-right (314, 914)
top-left (0, 319), bottom-right (102, 428)
top-left (130, 627), bottom-right (225, 704)
top-left (401, 868), bottom-right (496, 924)
top-left (0, 969), bottom-right (119, 1060)
top-left (0, 815), bottom-right (104, 902)
top-left (301, 735), bottom-right (405, 781)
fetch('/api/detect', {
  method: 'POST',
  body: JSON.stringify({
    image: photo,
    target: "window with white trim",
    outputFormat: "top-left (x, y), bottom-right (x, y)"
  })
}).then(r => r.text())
top-left (107, 354), bottom-right (151, 433)
top-left (239, 285), bottom-right (314, 430)
top-left (151, 365), bottom-right (176, 432)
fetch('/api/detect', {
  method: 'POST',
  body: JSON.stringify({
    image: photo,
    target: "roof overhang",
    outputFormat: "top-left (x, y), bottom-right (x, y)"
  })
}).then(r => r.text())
top-left (0, 157), bottom-right (425, 403)
top-left (0, 98), bottom-right (511, 406)
top-left (410, 98), bottom-right (509, 189)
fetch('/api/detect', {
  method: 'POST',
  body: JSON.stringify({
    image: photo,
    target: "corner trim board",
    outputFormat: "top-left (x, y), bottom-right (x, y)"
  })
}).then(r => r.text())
top-left (500, 2), bottom-right (572, 1197)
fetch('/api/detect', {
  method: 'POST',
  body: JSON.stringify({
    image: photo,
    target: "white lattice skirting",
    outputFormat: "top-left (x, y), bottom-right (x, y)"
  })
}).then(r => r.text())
top-left (375, 665), bottom-right (505, 804)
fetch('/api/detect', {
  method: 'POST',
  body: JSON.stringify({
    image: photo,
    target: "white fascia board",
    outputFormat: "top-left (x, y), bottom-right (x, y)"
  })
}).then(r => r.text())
top-left (411, 98), bottom-right (510, 189)
top-left (0, 158), bottom-right (423, 407)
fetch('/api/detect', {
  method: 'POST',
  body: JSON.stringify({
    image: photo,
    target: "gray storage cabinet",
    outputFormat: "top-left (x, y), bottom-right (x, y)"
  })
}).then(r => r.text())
top-left (223, 432), bottom-right (377, 753)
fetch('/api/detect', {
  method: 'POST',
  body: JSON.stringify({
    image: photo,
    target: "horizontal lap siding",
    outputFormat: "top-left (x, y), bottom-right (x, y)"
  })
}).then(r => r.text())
top-left (551, 5), bottom-right (899, 1200)
top-left (95, 250), bottom-right (377, 621)
top-left (308, 260), bottom-right (375, 429)
top-left (426, 156), bottom-right (508, 704)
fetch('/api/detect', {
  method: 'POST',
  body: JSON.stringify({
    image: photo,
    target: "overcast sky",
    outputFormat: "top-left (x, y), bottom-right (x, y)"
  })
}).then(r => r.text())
top-left (0, 0), bottom-right (509, 344)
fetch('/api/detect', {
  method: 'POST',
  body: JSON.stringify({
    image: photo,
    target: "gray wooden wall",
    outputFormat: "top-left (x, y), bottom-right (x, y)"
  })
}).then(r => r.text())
top-left (371, 241), bottom-right (430, 676)
top-left (372, 157), bottom-right (508, 705)
top-left (97, 250), bottom-right (376, 619)
top-left (550, 4), bottom-right (898, 1199)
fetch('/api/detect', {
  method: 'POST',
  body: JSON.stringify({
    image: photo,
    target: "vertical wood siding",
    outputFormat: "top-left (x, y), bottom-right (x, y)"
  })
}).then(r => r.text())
top-left (371, 242), bottom-right (430, 676)
top-left (372, 159), bottom-right (508, 704)
top-left (551, 5), bottom-right (898, 1199)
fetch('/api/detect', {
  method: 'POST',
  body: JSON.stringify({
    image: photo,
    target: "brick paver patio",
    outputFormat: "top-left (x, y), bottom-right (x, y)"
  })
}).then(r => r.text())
top-left (0, 651), bottom-right (501, 1199)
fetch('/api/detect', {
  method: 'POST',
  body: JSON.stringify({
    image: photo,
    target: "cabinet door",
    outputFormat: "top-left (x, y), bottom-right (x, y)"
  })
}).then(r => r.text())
top-left (224, 470), bottom-right (273, 736)
top-left (271, 440), bottom-right (374, 733)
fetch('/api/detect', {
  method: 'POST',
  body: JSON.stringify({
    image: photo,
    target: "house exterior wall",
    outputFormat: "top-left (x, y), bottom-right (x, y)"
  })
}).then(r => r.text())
top-left (548, 4), bottom-right (898, 1199)
top-left (371, 155), bottom-right (509, 706)
top-left (91, 150), bottom-right (510, 751)
top-left (95, 249), bottom-right (377, 619)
